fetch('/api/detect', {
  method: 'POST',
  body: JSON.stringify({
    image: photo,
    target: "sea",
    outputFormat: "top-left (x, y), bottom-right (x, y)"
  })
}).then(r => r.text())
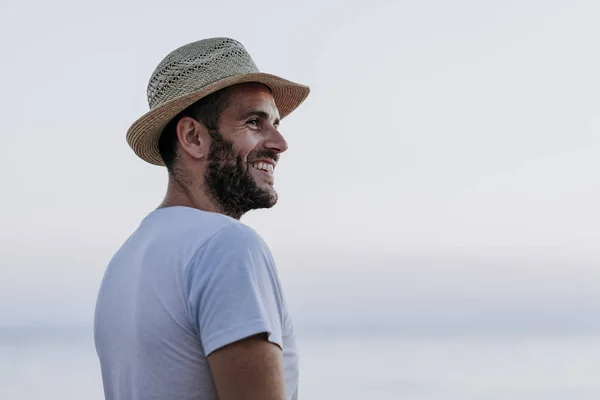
top-left (1, 326), bottom-right (599, 399)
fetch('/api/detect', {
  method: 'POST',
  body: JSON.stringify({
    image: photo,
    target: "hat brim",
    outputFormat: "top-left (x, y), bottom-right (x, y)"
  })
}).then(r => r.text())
top-left (126, 72), bottom-right (310, 166)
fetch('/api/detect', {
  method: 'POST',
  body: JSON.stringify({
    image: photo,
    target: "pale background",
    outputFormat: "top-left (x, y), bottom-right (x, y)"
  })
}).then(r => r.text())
top-left (1, 0), bottom-right (600, 398)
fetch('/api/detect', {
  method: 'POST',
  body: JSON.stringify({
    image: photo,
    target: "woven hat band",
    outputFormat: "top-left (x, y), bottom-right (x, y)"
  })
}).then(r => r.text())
top-left (147, 38), bottom-right (260, 110)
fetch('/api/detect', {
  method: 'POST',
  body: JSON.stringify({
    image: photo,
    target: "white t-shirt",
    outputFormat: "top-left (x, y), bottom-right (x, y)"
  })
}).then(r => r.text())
top-left (94, 206), bottom-right (298, 399)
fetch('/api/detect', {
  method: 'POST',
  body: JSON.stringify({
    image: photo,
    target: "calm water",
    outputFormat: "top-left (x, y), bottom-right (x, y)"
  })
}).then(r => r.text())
top-left (1, 327), bottom-right (599, 399)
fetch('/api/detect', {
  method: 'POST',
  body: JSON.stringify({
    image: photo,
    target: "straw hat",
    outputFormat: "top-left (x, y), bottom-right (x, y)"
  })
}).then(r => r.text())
top-left (126, 37), bottom-right (310, 166)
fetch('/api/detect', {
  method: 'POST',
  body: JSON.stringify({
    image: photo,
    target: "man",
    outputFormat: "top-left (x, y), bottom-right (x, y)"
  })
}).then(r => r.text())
top-left (94, 37), bottom-right (310, 400)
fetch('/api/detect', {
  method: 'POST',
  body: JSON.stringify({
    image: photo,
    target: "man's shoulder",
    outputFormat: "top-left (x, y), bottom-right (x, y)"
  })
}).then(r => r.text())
top-left (143, 206), bottom-right (267, 253)
top-left (204, 219), bottom-right (268, 254)
top-left (184, 214), bottom-right (275, 282)
top-left (143, 206), bottom-right (238, 234)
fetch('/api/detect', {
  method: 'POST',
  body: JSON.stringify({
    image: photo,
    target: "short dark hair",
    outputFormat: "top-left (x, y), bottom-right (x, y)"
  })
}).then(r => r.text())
top-left (158, 88), bottom-right (231, 172)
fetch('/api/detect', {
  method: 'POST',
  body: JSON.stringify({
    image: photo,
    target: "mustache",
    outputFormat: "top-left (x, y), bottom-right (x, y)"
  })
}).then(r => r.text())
top-left (247, 149), bottom-right (279, 164)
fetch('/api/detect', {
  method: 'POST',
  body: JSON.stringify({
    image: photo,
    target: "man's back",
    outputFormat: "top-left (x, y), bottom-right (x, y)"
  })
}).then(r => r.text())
top-left (94, 206), bottom-right (298, 400)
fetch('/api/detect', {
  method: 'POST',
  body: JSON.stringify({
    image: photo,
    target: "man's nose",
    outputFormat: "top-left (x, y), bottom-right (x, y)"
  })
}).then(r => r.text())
top-left (264, 127), bottom-right (288, 153)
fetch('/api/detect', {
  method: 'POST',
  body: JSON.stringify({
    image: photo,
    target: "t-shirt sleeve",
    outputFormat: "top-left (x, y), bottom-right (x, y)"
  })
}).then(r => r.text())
top-left (185, 223), bottom-right (285, 356)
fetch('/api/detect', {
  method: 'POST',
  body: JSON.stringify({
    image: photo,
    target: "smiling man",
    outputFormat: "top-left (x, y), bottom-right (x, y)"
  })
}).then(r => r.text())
top-left (93, 38), bottom-right (310, 400)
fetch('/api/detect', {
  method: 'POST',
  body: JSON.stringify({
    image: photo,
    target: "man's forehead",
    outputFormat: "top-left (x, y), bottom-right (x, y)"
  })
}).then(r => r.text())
top-left (226, 83), bottom-right (280, 118)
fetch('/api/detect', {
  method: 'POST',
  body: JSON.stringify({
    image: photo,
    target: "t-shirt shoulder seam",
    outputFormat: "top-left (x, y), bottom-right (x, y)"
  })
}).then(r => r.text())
top-left (182, 222), bottom-right (237, 275)
top-left (181, 221), bottom-right (259, 294)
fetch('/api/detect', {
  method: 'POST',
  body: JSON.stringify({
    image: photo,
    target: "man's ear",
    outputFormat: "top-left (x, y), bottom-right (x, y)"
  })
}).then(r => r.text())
top-left (176, 117), bottom-right (210, 160)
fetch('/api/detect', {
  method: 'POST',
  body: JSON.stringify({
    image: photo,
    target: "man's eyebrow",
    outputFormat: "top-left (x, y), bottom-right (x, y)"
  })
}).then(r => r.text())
top-left (242, 110), bottom-right (281, 125)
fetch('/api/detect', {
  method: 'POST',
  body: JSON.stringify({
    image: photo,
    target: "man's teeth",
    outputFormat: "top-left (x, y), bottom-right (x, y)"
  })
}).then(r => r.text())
top-left (251, 162), bottom-right (274, 173)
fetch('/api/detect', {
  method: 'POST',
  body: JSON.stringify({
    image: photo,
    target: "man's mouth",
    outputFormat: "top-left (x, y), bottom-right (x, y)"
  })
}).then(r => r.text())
top-left (250, 161), bottom-right (275, 174)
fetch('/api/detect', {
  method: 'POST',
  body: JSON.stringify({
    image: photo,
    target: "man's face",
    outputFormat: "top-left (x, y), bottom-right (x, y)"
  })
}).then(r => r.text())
top-left (204, 83), bottom-right (287, 218)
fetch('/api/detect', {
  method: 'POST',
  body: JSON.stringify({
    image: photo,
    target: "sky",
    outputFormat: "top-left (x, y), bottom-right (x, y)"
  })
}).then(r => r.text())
top-left (0, 0), bottom-right (599, 332)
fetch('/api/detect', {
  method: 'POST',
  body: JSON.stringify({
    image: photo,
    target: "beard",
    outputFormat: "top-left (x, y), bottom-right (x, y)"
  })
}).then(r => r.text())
top-left (205, 130), bottom-right (279, 219)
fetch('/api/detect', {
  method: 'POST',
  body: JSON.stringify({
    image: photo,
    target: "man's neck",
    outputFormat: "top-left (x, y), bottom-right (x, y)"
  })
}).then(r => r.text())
top-left (158, 176), bottom-right (222, 215)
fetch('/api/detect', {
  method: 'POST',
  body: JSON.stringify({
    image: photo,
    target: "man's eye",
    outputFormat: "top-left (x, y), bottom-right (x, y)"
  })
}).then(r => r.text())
top-left (247, 119), bottom-right (259, 126)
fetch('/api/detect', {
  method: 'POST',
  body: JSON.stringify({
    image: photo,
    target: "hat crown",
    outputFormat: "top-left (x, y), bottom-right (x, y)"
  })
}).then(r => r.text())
top-left (147, 37), bottom-right (260, 110)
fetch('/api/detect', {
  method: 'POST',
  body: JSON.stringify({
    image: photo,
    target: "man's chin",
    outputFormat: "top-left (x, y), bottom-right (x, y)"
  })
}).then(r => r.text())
top-left (252, 177), bottom-right (276, 198)
top-left (258, 187), bottom-right (278, 208)
top-left (263, 191), bottom-right (278, 208)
